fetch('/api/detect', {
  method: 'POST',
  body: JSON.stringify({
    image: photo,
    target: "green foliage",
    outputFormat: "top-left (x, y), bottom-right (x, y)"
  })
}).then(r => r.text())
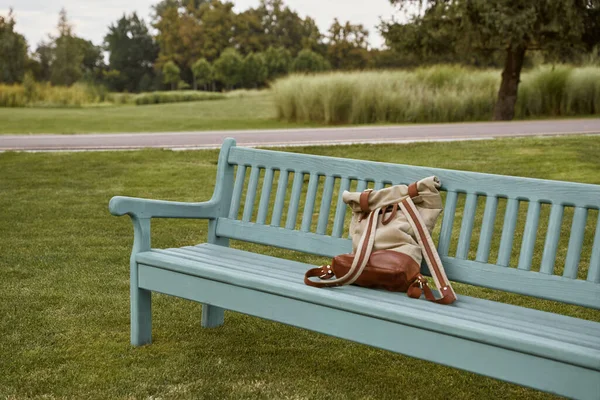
top-left (50, 9), bottom-right (85, 86)
top-left (0, 9), bottom-right (28, 84)
top-left (382, 1), bottom-right (599, 120)
top-left (273, 65), bottom-right (600, 125)
top-left (326, 18), bottom-right (371, 70)
top-left (241, 52), bottom-right (268, 88)
top-left (0, 81), bottom-right (109, 107)
top-left (264, 46), bottom-right (292, 80)
top-left (104, 13), bottom-right (158, 92)
top-left (162, 60), bottom-right (181, 90)
top-left (516, 65), bottom-right (600, 117)
top-left (133, 90), bottom-right (223, 105)
top-left (291, 49), bottom-right (330, 73)
top-left (213, 48), bottom-right (244, 89)
top-left (191, 58), bottom-right (213, 90)
top-left (22, 71), bottom-right (36, 102)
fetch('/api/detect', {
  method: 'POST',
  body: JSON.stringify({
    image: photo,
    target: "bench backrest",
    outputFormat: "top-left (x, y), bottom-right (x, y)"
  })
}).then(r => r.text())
top-left (211, 139), bottom-right (600, 309)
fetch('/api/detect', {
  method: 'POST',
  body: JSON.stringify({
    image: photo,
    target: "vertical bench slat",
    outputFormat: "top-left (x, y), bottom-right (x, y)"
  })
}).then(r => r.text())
top-left (242, 167), bottom-right (261, 222)
top-left (497, 198), bottom-right (520, 267)
top-left (438, 191), bottom-right (458, 256)
top-left (285, 172), bottom-right (305, 230)
top-left (270, 169), bottom-right (289, 227)
top-left (588, 212), bottom-right (600, 283)
top-left (228, 165), bottom-right (246, 219)
top-left (456, 193), bottom-right (478, 259)
top-left (256, 168), bottom-right (274, 225)
top-left (541, 204), bottom-right (564, 274)
top-left (563, 207), bottom-right (588, 279)
top-left (301, 173), bottom-right (319, 232)
top-left (356, 179), bottom-right (368, 193)
top-left (517, 201), bottom-right (541, 271)
top-left (332, 178), bottom-right (351, 238)
top-left (374, 181), bottom-right (384, 190)
top-left (316, 175), bottom-right (335, 235)
top-left (476, 196), bottom-right (498, 263)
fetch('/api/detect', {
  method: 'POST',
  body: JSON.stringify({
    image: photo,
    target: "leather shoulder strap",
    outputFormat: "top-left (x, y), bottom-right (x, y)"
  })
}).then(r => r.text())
top-left (304, 207), bottom-right (381, 288)
top-left (400, 197), bottom-right (457, 304)
top-left (359, 189), bottom-right (372, 213)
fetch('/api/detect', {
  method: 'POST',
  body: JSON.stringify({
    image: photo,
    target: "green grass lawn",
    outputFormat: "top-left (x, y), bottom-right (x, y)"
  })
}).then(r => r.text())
top-left (0, 93), bottom-right (318, 134)
top-left (1, 136), bottom-right (599, 399)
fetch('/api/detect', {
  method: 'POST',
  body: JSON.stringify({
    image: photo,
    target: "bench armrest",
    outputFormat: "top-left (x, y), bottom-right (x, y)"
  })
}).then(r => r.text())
top-left (109, 196), bottom-right (219, 219)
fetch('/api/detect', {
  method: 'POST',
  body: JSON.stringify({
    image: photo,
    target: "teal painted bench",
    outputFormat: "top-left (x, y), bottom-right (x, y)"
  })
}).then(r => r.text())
top-left (109, 138), bottom-right (600, 399)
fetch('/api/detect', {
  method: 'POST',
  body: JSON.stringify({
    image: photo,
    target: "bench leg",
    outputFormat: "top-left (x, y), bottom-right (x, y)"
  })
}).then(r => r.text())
top-left (131, 286), bottom-right (152, 346)
top-left (201, 304), bottom-right (224, 328)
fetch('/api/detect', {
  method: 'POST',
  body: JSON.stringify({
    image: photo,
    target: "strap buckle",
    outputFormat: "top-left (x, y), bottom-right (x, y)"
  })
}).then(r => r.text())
top-left (319, 265), bottom-right (334, 279)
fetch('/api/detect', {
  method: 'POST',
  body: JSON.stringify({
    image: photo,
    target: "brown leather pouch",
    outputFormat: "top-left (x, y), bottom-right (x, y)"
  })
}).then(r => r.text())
top-left (331, 250), bottom-right (421, 292)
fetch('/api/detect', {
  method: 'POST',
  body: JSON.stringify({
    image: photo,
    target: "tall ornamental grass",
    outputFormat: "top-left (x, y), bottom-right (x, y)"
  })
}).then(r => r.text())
top-left (273, 65), bottom-right (600, 124)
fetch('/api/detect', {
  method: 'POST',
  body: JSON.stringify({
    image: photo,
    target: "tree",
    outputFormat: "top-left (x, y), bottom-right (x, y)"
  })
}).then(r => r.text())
top-left (264, 46), bottom-right (291, 80)
top-left (0, 9), bottom-right (28, 84)
top-left (32, 41), bottom-right (53, 82)
top-left (382, 0), bottom-right (599, 120)
top-left (162, 60), bottom-right (181, 89)
top-left (233, 9), bottom-right (269, 54)
top-left (255, 0), bottom-right (323, 56)
top-left (104, 13), bottom-right (158, 92)
top-left (241, 52), bottom-right (268, 88)
top-left (291, 49), bottom-right (330, 73)
top-left (213, 48), bottom-right (243, 90)
top-left (50, 9), bottom-right (83, 86)
top-left (192, 58), bottom-right (213, 90)
top-left (75, 37), bottom-right (105, 83)
top-left (327, 18), bottom-right (371, 70)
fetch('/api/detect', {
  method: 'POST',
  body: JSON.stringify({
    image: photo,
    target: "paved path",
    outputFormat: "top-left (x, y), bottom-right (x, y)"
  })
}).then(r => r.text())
top-left (1, 119), bottom-right (599, 151)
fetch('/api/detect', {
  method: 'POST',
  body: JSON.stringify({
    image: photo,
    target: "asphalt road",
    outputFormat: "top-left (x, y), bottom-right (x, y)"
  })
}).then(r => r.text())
top-left (1, 118), bottom-right (599, 151)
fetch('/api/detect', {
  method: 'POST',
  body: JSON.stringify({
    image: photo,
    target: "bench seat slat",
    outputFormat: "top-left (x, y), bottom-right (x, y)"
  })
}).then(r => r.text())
top-left (160, 244), bottom-right (600, 343)
top-left (136, 244), bottom-right (600, 371)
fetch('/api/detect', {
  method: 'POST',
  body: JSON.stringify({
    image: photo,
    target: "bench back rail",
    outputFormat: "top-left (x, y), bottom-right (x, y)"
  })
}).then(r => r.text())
top-left (211, 139), bottom-right (600, 309)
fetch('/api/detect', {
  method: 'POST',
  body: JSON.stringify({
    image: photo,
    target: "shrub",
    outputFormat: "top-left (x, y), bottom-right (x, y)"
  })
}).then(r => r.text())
top-left (273, 65), bottom-right (600, 125)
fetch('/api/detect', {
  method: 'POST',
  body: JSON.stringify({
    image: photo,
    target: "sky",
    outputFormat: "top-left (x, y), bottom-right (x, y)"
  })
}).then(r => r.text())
top-left (0, 0), bottom-right (402, 51)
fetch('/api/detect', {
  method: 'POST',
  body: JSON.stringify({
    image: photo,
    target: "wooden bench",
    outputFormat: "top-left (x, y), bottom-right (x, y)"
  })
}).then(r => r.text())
top-left (109, 138), bottom-right (600, 399)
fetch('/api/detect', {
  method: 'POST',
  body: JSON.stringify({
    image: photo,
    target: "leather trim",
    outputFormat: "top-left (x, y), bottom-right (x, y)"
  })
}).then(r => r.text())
top-left (401, 198), bottom-right (456, 304)
top-left (359, 190), bottom-right (371, 213)
top-left (408, 182), bottom-right (418, 198)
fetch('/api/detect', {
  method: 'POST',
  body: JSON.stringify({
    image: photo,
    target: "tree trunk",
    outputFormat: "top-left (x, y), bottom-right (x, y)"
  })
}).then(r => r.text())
top-left (193, 76), bottom-right (197, 91)
top-left (493, 44), bottom-right (526, 121)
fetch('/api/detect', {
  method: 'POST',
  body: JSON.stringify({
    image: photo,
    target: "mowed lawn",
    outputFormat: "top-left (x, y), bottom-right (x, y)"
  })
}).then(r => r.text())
top-left (0, 93), bottom-right (318, 134)
top-left (1, 136), bottom-right (599, 399)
